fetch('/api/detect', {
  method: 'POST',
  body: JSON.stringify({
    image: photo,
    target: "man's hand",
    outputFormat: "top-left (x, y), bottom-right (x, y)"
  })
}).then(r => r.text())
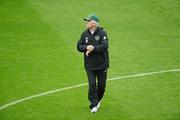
top-left (86, 45), bottom-right (94, 56)
top-left (87, 45), bottom-right (94, 51)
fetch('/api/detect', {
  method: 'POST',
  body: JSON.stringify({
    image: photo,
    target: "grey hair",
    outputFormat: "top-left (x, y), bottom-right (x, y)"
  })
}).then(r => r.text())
top-left (91, 20), bottom-right (99, 27)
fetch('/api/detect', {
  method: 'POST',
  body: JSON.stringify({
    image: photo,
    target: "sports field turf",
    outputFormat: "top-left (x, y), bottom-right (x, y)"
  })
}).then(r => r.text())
top-left (0, 0), bottom-right (180, 119)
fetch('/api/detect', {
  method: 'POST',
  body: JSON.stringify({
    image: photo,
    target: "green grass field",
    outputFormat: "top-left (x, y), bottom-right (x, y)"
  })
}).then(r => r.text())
top-left (0, 0), bottom-right (180, 119)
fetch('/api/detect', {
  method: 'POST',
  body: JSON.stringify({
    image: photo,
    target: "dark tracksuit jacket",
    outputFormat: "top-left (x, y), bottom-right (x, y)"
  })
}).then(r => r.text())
top-left (77, 27), bottom-right (109, 70)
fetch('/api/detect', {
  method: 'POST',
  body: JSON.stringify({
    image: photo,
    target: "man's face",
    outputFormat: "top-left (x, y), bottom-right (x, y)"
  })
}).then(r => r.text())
top-left (86, 20), bottom-right (96, 29)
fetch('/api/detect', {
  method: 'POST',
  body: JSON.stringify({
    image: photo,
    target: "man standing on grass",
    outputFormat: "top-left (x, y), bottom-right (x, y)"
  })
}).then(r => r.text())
top-left (77, 14), bottom-right (109, 113)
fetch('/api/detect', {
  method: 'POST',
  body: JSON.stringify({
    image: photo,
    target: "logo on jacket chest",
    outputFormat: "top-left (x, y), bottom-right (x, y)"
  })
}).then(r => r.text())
top-left (85, 37), bottom-right (88, 43)
top-left (95, 36), bottom-right (100, 41)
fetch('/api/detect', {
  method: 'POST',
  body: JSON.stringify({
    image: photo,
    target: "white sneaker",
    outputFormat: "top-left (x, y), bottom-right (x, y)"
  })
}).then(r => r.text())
top-left (97, 101), bottom-right (101, 108)
top-left (91, 107), bottom-right (98, 113)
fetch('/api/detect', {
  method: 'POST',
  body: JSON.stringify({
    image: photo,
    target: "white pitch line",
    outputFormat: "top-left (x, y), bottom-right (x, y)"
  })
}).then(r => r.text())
top-left (0, 68), bottom-right (180, 111)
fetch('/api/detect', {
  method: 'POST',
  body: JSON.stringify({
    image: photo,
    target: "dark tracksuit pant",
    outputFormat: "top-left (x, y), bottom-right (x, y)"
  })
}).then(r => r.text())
top-left (86, 69), bottom-right (107, 109)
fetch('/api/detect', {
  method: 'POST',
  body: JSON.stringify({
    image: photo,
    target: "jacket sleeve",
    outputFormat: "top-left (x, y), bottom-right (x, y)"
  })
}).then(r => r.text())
top-left (77, 32), bottom-right (87, 52)
top-left (94, 31), bottom-right (108, 52)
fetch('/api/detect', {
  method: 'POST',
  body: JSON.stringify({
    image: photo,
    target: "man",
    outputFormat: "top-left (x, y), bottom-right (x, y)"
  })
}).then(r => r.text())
top-left (77, 14), bottom-right (109, 113)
